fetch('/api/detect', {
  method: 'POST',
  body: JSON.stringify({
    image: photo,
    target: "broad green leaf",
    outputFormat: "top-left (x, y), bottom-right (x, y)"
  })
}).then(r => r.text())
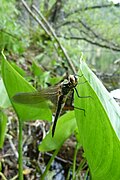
top-left (74, 61), bottom-right (120, 180)
top-left (2, 56), bottom-right (52, 121)
top-left (0, 78), bottom-right (11, 108)
top-left (0, 110), bottom-right (7, 148)
top-left (11, 62), bottom-right (26, 77)
top-left (39, 111), bottom-right (76, 152)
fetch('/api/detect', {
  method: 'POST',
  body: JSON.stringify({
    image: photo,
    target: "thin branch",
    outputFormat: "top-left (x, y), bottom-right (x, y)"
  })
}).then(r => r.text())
top-left (21, 0), bottom-right (61, 69)
top-left (78, 19), bottom-right (119, 48)
top-left (32, 4), bottom-right (76, 74)
top-left (21, 0), bottom-right (50, 36)
top-left (65, 3), bottom-right (120, 18)
top-left (21, 0), bottom-right (76, 74)
top-left (56, 19), bottom-right (120, 51)
top-left (57, 35), bottom-right (120, 52)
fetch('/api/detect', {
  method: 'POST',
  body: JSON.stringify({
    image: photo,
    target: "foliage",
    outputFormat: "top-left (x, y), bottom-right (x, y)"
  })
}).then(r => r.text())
top-left (0, 110), bottom-right (7, 148)
top-left (0, 0), bottom-right (28, 54)
top-left (39, 111), bottom-right (76, 151)
top-left (2, 54), bottom-right (120, 179)
top-left (2, 56), bottom-right (52, 121)
top-left (0, 0), bottom-right (120, 179)
top-left (0, 79), bottom-right (11, 109)
top-left (38, 60), bottom-right (120, 179)
top-left (75, 61), bottom-right (120, 179)
top-left (1, 0), bottom-right (120, 73)
top-left (31, 0), bottom-right (120, 73)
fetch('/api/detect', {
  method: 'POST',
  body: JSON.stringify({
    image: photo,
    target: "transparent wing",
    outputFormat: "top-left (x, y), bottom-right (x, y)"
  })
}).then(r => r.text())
top-left (12, 85), bottom-right (60, 105)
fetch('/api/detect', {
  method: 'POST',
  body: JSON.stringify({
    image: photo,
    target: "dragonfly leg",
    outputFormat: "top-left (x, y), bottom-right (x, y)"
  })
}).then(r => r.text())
top-left (73, 106), bottom-right (86, 116)
top-left (74, 87), bottom-right (91, 99)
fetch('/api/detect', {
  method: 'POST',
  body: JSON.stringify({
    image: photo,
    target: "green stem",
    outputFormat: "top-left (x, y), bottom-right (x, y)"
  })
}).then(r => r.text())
top-left (74, 158), bottom-right (86, 179)
top-left (18, 119), bottom-right (23, 180)
top-left (72, 142), bottom-right (78, 179)
top-left (84, 167), bottom-right (89, 180)
top-left (0, 172), bottom-right (7, 180)
top-left (41, 147), bottom-right (60, 180)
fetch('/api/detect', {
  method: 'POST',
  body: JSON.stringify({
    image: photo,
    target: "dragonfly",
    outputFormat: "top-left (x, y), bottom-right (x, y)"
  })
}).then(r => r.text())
top-left (12, 75), bottom-right (85, 137)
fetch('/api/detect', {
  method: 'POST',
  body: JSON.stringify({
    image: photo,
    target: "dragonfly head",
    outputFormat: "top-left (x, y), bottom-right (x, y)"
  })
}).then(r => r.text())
top-left (68, 75), bottom-right (78, 88)
top-left (61, 75), bottom-right (78, 95)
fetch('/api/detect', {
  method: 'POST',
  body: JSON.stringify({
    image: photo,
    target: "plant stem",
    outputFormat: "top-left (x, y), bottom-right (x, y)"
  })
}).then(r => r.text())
top-left (18, 119), bottom-right (23, 180)
top-left (41, 147), bottom-right (60, 180)
top-left (72, 142), bottom-right (78, 179)
top-left (74, 158), bottom-right (86, 180)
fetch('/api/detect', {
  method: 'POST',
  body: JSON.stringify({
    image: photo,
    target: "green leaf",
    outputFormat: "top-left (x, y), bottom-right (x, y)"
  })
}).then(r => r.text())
top-left (11, 62), bottom-right (26, 77)
top-left (39, 111), bottom-right (76, 152)
top-left (0, 110), bottom-right (7, 148)
top-left (74, 61), bottom-right (120, 180)
top-left (0, 78), bottom-right (11, 108)
top-left (1, 55), bottom-right (52, 121)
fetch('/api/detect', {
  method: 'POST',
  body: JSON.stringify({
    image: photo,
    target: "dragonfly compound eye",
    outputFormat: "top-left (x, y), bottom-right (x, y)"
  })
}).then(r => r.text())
top-left (69, 75), bottom-right (78, 86)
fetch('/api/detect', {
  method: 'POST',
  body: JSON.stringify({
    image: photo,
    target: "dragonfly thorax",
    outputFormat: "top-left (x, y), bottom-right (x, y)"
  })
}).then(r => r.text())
top-left (12, 74), bottom-right (79, 137)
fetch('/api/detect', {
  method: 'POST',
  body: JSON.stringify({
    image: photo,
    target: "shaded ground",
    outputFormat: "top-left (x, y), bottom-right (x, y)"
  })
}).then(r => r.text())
top-left (0, 111), bottom-right (85, 179)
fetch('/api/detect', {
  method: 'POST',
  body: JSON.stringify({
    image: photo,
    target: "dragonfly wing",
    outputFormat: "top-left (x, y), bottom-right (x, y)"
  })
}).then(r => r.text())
top-left (36, 85), bottom-right (60, 105)
top-left (12, 92), bottom-right (46, 104)
top-left (12, 85), bottom-right (61, 105)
